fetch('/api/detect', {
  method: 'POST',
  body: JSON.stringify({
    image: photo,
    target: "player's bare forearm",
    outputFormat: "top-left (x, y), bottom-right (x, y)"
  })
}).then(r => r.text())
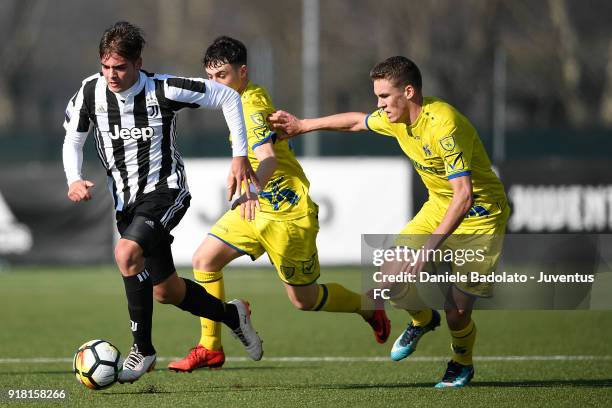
top-left (428, 176), bottom-right (473, 249)
top-left (232, 142), bottom-right (277, 220)
top-left (431, 193), bottom-right (472, 237)
top-left (253, 157), bottom-right (277, 188)
top-left (253, 141), bottom-right (277, 186)
top-left (300, 112), bottom-right (369, 133)
top-left (269, 111), bottom-right (368, 138)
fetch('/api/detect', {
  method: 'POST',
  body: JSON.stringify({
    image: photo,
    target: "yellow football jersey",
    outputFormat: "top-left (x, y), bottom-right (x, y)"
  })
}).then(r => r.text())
top-left (366, 97), bottom-right (507, 227)
top-left (229, 82), bottom-right (313, 220)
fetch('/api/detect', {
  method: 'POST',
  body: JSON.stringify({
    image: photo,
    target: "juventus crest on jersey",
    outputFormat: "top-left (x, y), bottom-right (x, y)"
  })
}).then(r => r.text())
top-left (63, 70), bottom-right (245, 211)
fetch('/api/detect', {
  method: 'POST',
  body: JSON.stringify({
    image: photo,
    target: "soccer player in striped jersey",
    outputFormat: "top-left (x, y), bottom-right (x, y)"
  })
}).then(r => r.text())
top-left (167, 36), bottom-right (390, 372)
top-left (62, 22), bottom-right (263, 383)
top-left (269, 56), bottom-right (509, 388)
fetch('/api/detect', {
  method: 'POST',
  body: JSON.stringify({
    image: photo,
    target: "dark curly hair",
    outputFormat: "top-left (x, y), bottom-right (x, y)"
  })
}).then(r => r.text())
top-left (203, 36), bottom-right (247, 69)
top-left (99, 21), bottom-right (146, 62)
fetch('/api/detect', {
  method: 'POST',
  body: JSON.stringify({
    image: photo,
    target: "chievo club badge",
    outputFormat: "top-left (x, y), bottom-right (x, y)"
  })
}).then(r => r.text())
top-left (440, 135), bottom-right (456, 152)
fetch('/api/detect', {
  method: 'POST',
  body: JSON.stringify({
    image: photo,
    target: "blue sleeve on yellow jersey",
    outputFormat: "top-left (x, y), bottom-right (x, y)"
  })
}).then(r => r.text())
top-left (229, 83), bottom-right (278, 152)
top-left (242, 107), bottom-right (276, 151)
top-left (447, 170), bottom-right (472, 179)
top-left (252, 130), bottom-right (276, 150)
top-left (364, 113), bottom-right (373, 131)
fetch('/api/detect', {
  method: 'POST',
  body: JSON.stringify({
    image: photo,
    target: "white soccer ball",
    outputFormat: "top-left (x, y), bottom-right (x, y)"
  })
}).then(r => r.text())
top-left (72, 339), bottom-right (121, 390)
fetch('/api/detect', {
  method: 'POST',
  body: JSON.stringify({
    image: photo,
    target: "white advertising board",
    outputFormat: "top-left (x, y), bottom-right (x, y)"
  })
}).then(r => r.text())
top-left (171, 158), bottom-right (411, 266)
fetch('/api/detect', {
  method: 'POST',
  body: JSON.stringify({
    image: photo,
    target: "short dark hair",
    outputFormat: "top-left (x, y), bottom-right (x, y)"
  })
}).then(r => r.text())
top-left (203, 36), bottom-right (247, 69)
top-left (369, 56), bottom-right (422, 92)
top-left (99, 21), bottom-right (145, 62)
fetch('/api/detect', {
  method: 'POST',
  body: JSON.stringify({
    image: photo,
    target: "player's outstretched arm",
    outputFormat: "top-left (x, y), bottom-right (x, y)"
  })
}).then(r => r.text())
top-left (203, 80), bottom-right (262, 200)
top-left (63, 132), bottom-right (94, 202)
top-left (163, 77), bottom-right (261, 199)
top-left (269, 111), bottom-right (368, 140)
top-left (63, 83), bottom-right (94, 203)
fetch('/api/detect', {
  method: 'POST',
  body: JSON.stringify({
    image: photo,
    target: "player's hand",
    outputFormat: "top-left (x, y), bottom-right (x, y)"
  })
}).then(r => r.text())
top-left (231, 193), bottom-right (260, 221)
top-left (404, 254), bottom-right (426, 277)
top-left (402, 243), bottom-right (438, 277)
top-left (227, 156), bottom-right (261, 201)
top-left (268, 110), bottom-right (304, 140)
top-left (67, 180), bottom-right (95, 202)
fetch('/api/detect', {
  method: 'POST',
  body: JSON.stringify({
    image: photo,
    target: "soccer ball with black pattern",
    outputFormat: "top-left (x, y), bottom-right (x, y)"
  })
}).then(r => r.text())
top-left (73, 339), bottom-right (121, 390)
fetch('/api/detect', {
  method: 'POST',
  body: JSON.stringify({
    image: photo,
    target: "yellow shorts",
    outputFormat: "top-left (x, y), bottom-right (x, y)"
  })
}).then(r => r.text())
top-left (209, 205), bottom-right (320, 286)
top-left (395, 199), bottom-right (509, 297)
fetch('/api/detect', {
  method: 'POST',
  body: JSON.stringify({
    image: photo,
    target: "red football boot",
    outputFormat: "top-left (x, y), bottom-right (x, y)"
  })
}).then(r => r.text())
top-left (167, 345), bottom-right (225, 372)
top-left (365, 308), bottom-right (392, 344)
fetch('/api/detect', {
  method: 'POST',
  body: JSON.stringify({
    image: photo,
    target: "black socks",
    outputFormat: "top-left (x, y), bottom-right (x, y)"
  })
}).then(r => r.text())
top-left (122, 270), bottom-right (155, 356)
top-left (177, 278), bottom-right (239, 330)
top-left (122, 274), bottom-right (239, 356)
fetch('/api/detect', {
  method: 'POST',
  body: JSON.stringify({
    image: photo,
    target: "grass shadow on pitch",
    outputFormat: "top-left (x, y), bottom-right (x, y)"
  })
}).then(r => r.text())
top-left (100, 378), bottom-right (612, 396)
top-left (102, 385), bottom-right (173, 395)
top-left (310, 382), bottom-right (435, 390)
top-left (153, 364), bottom-right (312, 373)
top-left (213, 364), bottom-right (322, 371)
top-left (0, 370), bottom-right (71, 376)
top-left (325, 379), bottom-right (612, 390)
top-left (100, 382), bottom-right (433, 396)
top-left (470, 378), bottom-right (612, 388)
top-left (219, 378), bottom-right (612, 391)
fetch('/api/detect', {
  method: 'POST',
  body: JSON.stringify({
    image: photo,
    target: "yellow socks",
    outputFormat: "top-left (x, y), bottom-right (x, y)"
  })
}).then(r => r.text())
top-left (409, 308), bottom-right (433, 327)
top-left (311, 283), bottom-right (370, 318)
top-left (450, 319), bottom-right (477, 365)
top-left (194, 270), bottom-right (224, 351)
top-left (389, 283), bottom-right (432, 326)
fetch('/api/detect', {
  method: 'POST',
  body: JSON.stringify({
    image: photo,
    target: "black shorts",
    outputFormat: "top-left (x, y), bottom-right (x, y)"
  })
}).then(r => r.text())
top-left (116, 188), bottom-right (191, 285)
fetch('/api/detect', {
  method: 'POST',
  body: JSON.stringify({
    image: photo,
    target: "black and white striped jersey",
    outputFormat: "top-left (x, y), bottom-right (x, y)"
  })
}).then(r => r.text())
top-left (63, 70), bottom-right (247, 211)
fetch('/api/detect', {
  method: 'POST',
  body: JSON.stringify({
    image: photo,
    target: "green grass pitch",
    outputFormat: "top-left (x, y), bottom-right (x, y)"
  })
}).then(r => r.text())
top-left (1, 266), bottom-right (611, 407)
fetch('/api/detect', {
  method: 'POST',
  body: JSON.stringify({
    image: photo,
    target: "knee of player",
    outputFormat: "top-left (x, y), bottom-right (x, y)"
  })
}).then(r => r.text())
top-left (192, 252), bottom-right (214, 271)
top-left (445, 308), bottom-right (470, 321)
top-left (114, 240), bottom-right (142, 269)
top-left (153, 285), bottom-right (175, 304)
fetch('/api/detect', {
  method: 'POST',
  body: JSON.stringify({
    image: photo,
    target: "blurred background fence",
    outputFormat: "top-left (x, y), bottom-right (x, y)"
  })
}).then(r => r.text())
top-left (0, 0), bottom-right (611, 265)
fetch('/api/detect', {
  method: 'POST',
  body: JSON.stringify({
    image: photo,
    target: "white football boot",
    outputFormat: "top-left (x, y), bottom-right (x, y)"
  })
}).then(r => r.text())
top-left (118, 344), bottom-right (156, 384)
top-left (228, 299), bottom-right (263, 361)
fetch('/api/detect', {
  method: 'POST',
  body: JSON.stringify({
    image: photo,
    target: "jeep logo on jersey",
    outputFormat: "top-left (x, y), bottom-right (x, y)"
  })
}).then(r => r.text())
top-left (103, 125), bottom-right (154, 141)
